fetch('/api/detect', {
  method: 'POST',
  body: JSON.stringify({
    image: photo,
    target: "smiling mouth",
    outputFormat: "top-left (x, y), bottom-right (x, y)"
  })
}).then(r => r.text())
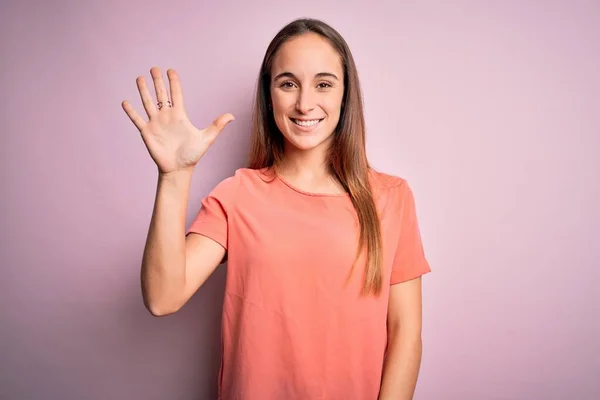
top-left (290, 118), bottom-right (325, 127)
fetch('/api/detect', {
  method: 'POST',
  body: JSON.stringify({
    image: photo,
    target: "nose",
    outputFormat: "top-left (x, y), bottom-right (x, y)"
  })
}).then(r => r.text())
top-left (295, 87), bottom-right (315, 114)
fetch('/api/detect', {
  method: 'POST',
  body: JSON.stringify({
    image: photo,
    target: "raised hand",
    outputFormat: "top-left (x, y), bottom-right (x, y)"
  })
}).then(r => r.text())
top-left (122, 67), bottom-right (234, 175)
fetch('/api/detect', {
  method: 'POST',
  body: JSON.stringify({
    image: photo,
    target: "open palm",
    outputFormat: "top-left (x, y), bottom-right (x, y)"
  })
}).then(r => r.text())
top-left (122, 67), bottom-right (234, 175)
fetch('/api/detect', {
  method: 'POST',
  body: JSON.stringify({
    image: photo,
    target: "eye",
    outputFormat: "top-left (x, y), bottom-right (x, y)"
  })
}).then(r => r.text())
top-left (317, 82), bottom-right (333, 89)
top-left (280, 81), bottom-right (297, 89)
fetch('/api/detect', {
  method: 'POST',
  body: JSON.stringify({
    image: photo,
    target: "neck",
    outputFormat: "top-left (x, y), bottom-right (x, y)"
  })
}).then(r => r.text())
top-left (280, 136), bottom-right (332, 174)
top-left (277, 140), bottom-right (342, 193)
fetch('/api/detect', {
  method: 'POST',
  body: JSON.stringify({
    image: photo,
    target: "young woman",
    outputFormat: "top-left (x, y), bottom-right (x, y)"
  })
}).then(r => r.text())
top-left (122, 18), bottom-right (431, 400)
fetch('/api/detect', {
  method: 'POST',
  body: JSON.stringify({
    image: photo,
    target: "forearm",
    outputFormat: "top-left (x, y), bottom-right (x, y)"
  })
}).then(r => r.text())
top-left (141, 169), bottom-right (193, 315)
top-left (378, 329), bottom-right (423, 400)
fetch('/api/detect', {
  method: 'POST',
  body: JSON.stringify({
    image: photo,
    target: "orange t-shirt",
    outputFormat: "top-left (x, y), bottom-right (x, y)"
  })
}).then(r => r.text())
top-left (187, 167), bottom-right (431, 400)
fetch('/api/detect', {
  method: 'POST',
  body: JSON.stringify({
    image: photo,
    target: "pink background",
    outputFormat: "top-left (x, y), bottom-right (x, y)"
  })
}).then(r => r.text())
top-left (1, 1), bottom-right (599, 399)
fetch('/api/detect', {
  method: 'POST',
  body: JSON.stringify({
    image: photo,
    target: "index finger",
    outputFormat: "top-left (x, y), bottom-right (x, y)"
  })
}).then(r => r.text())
top-left (167, 69), bottom-right (185, 108)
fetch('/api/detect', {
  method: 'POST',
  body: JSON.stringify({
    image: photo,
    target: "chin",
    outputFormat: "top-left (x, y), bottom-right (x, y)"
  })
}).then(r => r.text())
top-left (285, 134), bottom-right (332, 151)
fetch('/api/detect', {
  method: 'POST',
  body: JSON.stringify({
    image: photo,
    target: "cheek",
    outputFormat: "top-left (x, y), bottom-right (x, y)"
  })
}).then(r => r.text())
top-left (325, 89), bottom-right (344, 111)
top-left (270, 93), bottom-right (292, 132)
top-left (271, 91), bottom-right (294, 112)
top-left (325, 97), bottom-right (343, 117)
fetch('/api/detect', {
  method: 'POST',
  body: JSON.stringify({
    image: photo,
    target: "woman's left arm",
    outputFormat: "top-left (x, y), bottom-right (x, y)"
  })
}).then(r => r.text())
top-left (378, 276), bottom-right (424, 400)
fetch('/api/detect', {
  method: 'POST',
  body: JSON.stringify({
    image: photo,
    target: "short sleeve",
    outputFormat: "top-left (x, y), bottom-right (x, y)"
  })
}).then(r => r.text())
top-left (186, 172), bottom-right (240, 252)
top-left (390, 181), bottom-right (431, 284)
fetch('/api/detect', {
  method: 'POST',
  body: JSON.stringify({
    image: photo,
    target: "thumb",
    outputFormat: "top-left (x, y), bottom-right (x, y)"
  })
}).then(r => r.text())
top-left (208, 113), bottom-right (235, 136)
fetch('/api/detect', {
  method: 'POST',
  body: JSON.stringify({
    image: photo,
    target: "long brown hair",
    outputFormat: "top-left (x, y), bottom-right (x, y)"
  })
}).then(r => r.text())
top-left (248, 18), bottom-right (383, 296)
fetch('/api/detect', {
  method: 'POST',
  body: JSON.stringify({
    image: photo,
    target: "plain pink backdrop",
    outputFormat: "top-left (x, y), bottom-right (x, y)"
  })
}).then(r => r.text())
top-left (1, 1), bottom-right (598, 399)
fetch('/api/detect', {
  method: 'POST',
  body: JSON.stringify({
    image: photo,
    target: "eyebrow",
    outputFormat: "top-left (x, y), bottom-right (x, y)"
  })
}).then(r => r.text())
top-left (272, 71), bottom-right (340, 81)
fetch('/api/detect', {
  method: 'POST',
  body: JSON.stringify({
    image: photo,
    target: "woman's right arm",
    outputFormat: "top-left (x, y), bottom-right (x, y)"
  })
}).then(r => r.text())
top-left (141, 169), bottom-right (225, 316)
top-left (121, 67), bottom-right (234, 316)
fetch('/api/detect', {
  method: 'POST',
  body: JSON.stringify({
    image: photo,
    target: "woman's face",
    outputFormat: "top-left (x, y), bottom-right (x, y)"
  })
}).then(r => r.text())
top-left (270, 32), bottom-right (345, 153)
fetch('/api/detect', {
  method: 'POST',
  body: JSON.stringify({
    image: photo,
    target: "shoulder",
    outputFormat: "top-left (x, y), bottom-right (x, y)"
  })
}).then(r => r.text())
top-left (208, 167), bottom-right (270, 199)
top-left (368, 168), bottom-right (419, 213)
top-left (212, 167), bottom-right (265, 187)
top-left (231, 167), bottom-right (275, 190)
top-left (369, 168), bottom-right (408, 194)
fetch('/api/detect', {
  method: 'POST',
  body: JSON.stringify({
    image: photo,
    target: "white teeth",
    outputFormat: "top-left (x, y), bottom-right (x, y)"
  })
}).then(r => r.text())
top-left (293, 119), bottom-right (321, 127)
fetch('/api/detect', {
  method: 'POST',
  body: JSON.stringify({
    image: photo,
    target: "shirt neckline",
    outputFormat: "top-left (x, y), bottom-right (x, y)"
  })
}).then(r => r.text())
top-left (275, 172), bottom-right (349, 198)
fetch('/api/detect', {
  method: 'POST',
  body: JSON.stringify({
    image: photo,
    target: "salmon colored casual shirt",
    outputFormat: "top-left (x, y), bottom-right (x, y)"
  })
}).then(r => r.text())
top-left (186, 167), bottom-right (431, 400)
